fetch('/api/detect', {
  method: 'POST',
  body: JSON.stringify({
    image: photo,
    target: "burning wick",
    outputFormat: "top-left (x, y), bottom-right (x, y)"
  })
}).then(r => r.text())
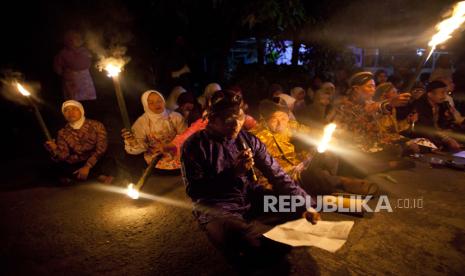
top-left (16, 83), bottom-right (31, 97)
top-left (317, 123), bottom-right (336, 153)
top-left (125, 154), bottom-right (164, 200)
top-left (15, 82), bottom-right (52, 141)
top-left (105, 63), bottom-right (122, 78)
top-left (100, 59), bottom-right (131, 130)
top-left (126, 183), bottom-right (140, 200)
top-left (405, 1), bottom-right (465, 92)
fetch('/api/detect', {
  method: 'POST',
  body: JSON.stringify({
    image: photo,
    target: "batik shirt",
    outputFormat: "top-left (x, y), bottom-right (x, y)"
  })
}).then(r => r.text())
top-left (333, 98), bottom-right (393, 152)
top-left (54, 119), bottom-right (107, 167)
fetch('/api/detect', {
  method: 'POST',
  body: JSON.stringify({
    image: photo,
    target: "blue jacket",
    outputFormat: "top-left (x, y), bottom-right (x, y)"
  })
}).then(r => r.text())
top-left (181, 129), bottom-right (309, 224)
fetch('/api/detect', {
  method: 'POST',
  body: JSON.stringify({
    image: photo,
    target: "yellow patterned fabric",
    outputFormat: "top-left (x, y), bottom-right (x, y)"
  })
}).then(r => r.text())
top-left (251, 120), bottom-right (312, 188)
top-left (377, 108), bottom-right (410, 142)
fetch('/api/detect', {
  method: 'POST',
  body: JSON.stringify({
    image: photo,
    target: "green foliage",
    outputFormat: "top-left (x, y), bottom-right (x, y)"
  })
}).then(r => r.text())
top-left (299, 43), bottom-right (357, 74)
top-left (241, 0), bottom-right (307, 33)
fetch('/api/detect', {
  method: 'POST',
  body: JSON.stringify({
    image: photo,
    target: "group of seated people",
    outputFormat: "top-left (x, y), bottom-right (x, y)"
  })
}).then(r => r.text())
top-left (42, 70), bottom-right (464, 266)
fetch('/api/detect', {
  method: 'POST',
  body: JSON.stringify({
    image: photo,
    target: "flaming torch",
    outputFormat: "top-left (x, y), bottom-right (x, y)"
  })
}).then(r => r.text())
top-left (405, 1), bottom-right (465, 92)
top-left (317, 123), bottom-right (337, 153)
top-left (126, 154), bottom-right (164, 199)
top-left (100, 57), bottom-right (131, 130)
top-left (15, 82), bottom-right (52, 141)
top-left (292, 123), bottom-right (337, 176)
top-left (307, 123), bottom-right (337, 170)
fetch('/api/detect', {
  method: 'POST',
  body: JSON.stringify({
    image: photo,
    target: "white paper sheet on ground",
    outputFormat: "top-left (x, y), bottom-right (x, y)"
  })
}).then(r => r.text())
top-left (453, 151), bottom-right (465, 159)
top-left (263, 219), bottom-right (354, 253)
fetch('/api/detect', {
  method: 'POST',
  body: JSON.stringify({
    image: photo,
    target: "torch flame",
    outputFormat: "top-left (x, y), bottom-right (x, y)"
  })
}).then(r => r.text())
top-left (317, 123), bottom-right (336, 153)
top-left (16, 82), bottom-right (31, 97)
top-left (126, 183), bottom-right (140, 199)
top-left (426, 1), bottom-right (465, 61)
top-left (104, 63), bottom-right (122, 78)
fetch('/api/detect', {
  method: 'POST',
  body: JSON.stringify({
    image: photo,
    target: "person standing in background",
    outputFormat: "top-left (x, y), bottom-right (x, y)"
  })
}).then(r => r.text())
top-left (54, 30), bottom-right (97, 114)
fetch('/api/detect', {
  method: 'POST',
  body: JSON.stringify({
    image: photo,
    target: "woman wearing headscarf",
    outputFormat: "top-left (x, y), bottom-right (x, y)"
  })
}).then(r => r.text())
top-left (122, 90), bottom-right (187, 171)
top-left (296, 82), bottom-right (336, 128)
top-left (165, 86), bottom-right (187, 110)
top-left (175, 92), bottom-right (202, 127)
top-left (276, 93), bottom-right (296, 120)
top-left (290, 86), bottom-right (306, 113)
top-left (54, 30), bottom-right (96, 102)
top-left (44, 100), bottom-right (112, 184)
top-left (197, 83), bottom-right (221, 109)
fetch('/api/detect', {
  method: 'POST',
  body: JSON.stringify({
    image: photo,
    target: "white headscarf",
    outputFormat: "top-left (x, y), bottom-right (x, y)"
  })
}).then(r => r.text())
top-left (290, 87), bottom-right (305, 99)
top-left (276, 93), bottom-right (296, 120)
top-left (141, 90), bottom-right (168, 121)
top-left (319, 82), bottom-right (336, 94)
top-left (198, 83), bottom-right (221, 108)
top-left (277, 93), bottom-right (296, 111)
top-left (61, 100), bottom-right (85, 129)
top-left (166, 86), bottom-right (187, 110)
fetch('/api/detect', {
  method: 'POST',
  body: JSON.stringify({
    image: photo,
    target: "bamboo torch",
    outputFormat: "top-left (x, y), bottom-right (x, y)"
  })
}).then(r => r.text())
top-left (126, 154), bottom-right (163, 199)
top-left (15, 82), bottom-right (52, 141)
top-left (297, 123), bottom-right (337, 173)
top-left (103, 62), bottom-right (131, 130)
top-left (405, 1), bottom-right (465, 92)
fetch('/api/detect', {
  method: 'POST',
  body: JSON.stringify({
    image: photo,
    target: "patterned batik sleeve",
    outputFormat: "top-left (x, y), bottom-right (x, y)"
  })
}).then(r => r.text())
top-left (124, 118), bottom-right (148, 155)
top-left (53, 130), bottom-right (70, 162)
top-left (86, 121), bottom-right (108, 168)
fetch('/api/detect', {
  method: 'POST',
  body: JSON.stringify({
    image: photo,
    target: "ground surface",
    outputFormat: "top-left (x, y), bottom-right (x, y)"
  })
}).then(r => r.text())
top-left (1, 154), bottom-right (465, 275)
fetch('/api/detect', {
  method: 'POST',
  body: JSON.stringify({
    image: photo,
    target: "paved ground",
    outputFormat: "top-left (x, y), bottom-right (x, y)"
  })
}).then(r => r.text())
top-left (1, 154), bottom-right (465, 275)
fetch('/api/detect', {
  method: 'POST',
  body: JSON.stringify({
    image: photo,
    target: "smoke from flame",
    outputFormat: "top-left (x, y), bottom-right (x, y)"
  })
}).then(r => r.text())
top-left (96, 46), bottom-right (131, 78)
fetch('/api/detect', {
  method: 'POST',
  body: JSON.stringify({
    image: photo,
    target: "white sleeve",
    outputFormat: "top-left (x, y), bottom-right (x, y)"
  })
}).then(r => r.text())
top-left (124, 117), bottom-right (148, 155)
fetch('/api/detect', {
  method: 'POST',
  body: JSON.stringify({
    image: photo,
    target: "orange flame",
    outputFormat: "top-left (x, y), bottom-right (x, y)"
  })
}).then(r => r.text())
top-left (126, 183), bottom-right (140, 199)
top-left (16, 82), bottom-right (31, 97)
top-left (317, 123), bottom-right (337, 153)
top-left (426, 1), bottom-right (465, 60)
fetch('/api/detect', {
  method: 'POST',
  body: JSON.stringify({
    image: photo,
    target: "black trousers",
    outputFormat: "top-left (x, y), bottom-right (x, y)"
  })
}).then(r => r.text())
top-left (299, 152), bottom-right (342, 196)
top-left (50, 154), bottom-right (115, 180)
top-left (199, 190), bottom-right (305, 269)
